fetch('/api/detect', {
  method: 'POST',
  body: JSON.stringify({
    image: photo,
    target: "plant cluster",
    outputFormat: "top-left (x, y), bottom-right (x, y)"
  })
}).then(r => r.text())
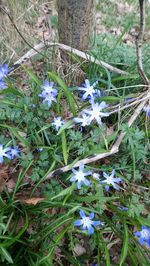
top-left (0, 64), bottom-right (149, 265)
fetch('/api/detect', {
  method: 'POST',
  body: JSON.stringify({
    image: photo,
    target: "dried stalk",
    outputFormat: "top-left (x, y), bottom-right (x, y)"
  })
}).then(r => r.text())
top-left (9, 42), bottom-right (128, 76)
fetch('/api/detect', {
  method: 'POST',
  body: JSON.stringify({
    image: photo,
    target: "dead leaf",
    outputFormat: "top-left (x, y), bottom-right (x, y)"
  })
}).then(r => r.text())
top-left (21, 197), bottom-right (45, 205)
top-left (0, 165), bottom-right (9, 193)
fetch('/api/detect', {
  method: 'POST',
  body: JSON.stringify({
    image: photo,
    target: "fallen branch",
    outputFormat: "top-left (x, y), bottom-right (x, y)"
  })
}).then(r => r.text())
top-left (9, 42), bottom-right (128, 76)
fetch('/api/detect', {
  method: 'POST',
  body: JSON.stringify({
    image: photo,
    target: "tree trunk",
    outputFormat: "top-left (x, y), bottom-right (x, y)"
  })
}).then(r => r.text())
top-left (56, 0), bottom-right (95, 84)
top-left (57, 0), bottom-right (95, 51)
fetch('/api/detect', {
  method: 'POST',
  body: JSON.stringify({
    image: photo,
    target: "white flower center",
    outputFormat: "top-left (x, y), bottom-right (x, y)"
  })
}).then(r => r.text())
top-left (0, 146), bottom-right (5, 156)
top-left (141, 229), bottom-right (150, 239)
top-left (76, 171), bottom-right (85, 181)
top-left (87, 86), bottom-right (94, 94)
top-left (82, 217), bottom-right (92, 227)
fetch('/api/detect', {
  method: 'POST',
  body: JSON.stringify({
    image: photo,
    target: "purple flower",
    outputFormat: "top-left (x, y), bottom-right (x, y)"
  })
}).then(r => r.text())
top-left (0, 80), bottom-right (7, 90)
top-left (0, 144), bottom-right (11, 164)
top-left (83, 101), bottom-right (109, 126)
top-left (118, 206), bottom-right (128, 211)
top-left (143, 105), bottom-right (150, 117)
top-left (9, 146), bottom-right (20, 159)
top-left (37, 148), bottom-right (43, 152)
top-left (134, 226), bottom-right (150, 247)
top-left (39, 80), bottom-right (57, 107)
top-left (74, 210), bottom-right (102, 235)
top-left (52, 117), bottom-right (65, 131)
top-left (73, 113), bottom-right (91, 127)
top-left (78, 79), bottom-right (99, 100)
top-left (70, 163), bottom-right (92, 189)
top-left (41, 80), bottom-right (57, 96)
top-left (0, 64), bottom-right (10, 80)
top-left (101, 169), bottom-right (122, 191)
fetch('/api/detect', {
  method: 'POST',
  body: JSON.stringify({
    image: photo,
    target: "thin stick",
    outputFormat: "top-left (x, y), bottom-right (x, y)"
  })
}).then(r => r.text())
top-left (9, 42), bottom-right (128, 76)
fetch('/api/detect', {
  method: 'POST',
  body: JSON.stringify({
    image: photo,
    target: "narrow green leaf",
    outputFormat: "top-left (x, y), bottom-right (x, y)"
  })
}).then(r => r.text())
top-left (120, 220), bottom-right (129, 266)
top-left (57, 120), bottom-right (73, 135)
top-left (51, 185), bottom-right (75, 200)
top-left (0, 247), bottom-right (13, 264)
top-left (48, 72), bottom-right (76, 115)
top-left (0, 124), bottom-right (29, 147)
top-left (61, 131), bottom-right (68, 165)
top-left (25, 68), bottom-right (41, 85)
top-left (0, 87), bottom-right (23, 97)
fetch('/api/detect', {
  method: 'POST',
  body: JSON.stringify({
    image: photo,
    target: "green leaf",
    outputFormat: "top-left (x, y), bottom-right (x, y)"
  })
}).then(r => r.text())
top-left (61, 131), bottom-right (68, 165)
top-left (0, 212), bottom-right (28, 248)
top-left (98, 96), bottom-right (122, 102)
top-left (25, 68), bottom-right (41, 85)
top-left (0, 247), bottom-right (13, 264)
top-left (0, 124), bottom-right (30, 147)
top-left (57, 120), bottom-right (73, 135)
top-left (51, 185), bottom-right (75, 200)
top-left (0, 87), bottom-right (23, 97)
top-left (48, 72), bottom-right (76, 115)
top-left (120, 220), bottom-right (128, 266)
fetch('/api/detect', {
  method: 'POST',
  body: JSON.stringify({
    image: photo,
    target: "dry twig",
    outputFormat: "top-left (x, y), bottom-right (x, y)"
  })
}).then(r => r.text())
top-left (9, 42), bottom-right (128, 76)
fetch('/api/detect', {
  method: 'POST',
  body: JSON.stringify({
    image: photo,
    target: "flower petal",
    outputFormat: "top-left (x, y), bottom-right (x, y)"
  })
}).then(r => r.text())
top-left (83, 179), bottom-right (90, 187)
top-left (79, 210), bottom-right (85, 218)
top-left (88, 225), bottom-right (94, 235)
top-left (74, 219), bottom-right (83, 226)
top-left (89, 213), bottom-right (94, 219)
top-left (92, 221), bottom-right (101, 227)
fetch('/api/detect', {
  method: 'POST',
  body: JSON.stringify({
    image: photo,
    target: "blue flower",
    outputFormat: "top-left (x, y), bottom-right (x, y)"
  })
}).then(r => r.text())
top-left (52, 117), bottom-right (65, 131)
top-left (101, 169), bottom-right (122, 191)
top-left (39, 80), bottom-right (57, 107)
top-left (0, 64), bottom-right (10, 80)
top-left (9, 146), bottom-right (20, 159)
top-left (143, 105), bottom-right (150, 117)
top-left (0, 144), bottom-right (11, 164)
top-left (70, 163), bottom-right (92, 189)
top-left (74, 210), bottom-right (102, 235)
top-left (0, 80), bottom-right (7, 90)
top-left (73, 113), bottom-right (91, 127)
top-left (37, 148), bottom-right (43, 152)
top-left (40, 80), bottom-right (57, 97)
top-left (83, 101), bottom-right (109, 126)
top-left (118, 206), bottom-right (128, 211)
top-left (134, 226), bottom-right (150, 247)
top-left (78, 79), bottom-right (100, 100)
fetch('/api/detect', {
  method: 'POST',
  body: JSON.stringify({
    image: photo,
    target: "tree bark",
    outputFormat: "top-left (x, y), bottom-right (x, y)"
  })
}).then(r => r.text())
top-left (57, 0), bottom-right (95, 51)
top-left (56, 0), bottom-right (95, 85)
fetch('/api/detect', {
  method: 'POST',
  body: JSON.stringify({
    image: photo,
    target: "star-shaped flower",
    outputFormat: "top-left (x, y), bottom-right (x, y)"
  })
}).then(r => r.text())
top-left (73, 113), bottom-right (91, 127)
top-left (0, 144), bottom-right (11, 164)
top-left (70, 163), bottom-right (92, 189)
top-left (40, 80), bottom-right (57, 97)
top-left (83, 101), bottom-right (109, 126)
top-left (101, 169), bottom-right (122, 191)
top-left (134, 226), bottom-right (150, 247)
top-left (41, 93), bottom-right (57, 107)
top-left (74, 210), bottom-right (102, 235)
top-left (78, 79), bottom-right (99, 100)
top-left (143, 105), bottom-right (150, 117)
top-left (0, 64), bottom-right (10, 80)
top-left (9, 146), bottom-right (20, 159)
top-left (52, 117), bottom-right (65, 131)
top-left (39, 80), bottom-right (57, 107)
